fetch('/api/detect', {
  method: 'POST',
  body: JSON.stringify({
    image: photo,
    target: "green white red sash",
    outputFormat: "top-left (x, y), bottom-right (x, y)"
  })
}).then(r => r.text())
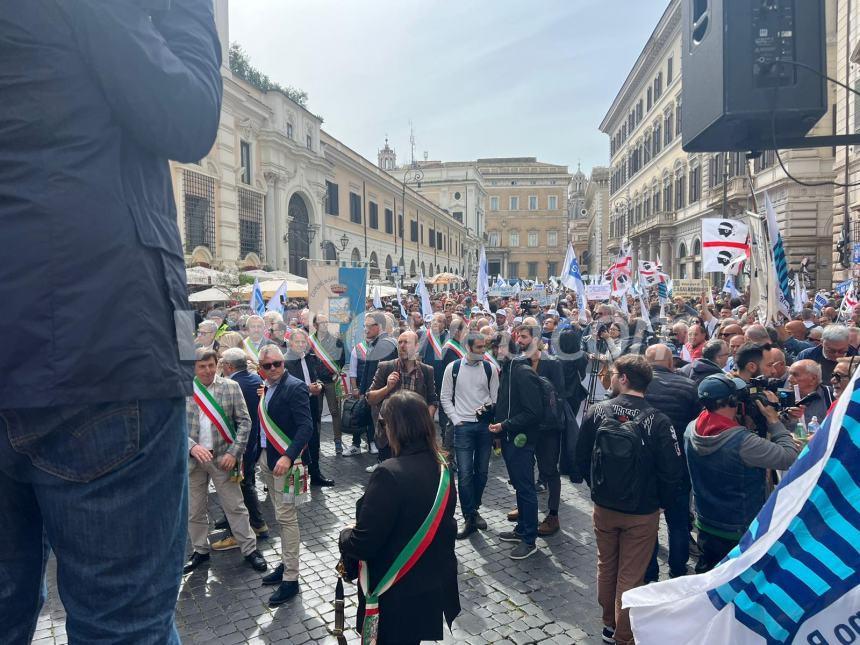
top-left (193, 377), bottom-right (235, 444)
top-left (427, 331), bottom-right (443, 360)
top-left (243, 336), bottom-right (261, 360)
top-left (483, 352), bottom-right (501, 373)
top-left (358, 455), bottom-right (451, 645)
top-left (355, 341), bottom-right (368, 360)
top-left (443, 339), bottom-right (464, 359)
top-left (309, 334), bottom-right (338, 375)
top-left (258, 394), bottom-right (309, 503)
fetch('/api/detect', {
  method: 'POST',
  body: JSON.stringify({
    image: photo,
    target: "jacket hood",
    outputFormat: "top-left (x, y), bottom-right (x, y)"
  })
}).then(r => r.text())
top-left (688, 411), bottom-right (747, 455)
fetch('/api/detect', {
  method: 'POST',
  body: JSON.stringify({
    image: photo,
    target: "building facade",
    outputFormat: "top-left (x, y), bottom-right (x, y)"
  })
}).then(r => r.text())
top-left (584, 166), bottom-right (612, 277)
top-left (478, 158), bottom-right (572, 281)
top-left (568, 165), bottom-right (592, 273)
top-left (601, 0), bottom-right (836, 288)
top-left (171, 0), bottom-right (467, 280)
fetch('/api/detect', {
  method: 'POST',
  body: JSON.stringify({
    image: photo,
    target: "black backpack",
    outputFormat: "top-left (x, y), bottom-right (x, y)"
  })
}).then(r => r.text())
top-left (590, 407), bottom-right (654, 513)
top-left (537, 375), bottom-right (561, 431)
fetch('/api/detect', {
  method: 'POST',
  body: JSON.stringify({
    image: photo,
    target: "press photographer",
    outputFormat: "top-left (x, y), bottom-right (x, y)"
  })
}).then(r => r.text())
top-left (686, 374), bottom-right (800, 573)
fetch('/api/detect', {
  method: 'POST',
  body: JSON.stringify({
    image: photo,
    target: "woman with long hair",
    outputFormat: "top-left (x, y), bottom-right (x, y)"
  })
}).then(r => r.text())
top-left (339, 390), bottom-right (460, 645)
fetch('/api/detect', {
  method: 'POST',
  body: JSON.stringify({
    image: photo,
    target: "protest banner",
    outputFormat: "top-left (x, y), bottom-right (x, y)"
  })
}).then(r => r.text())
top-left (308, 262), bottom-right (367, 360)
top-left (586, 284), bottom-right (612, 301)
top-left (672, 279), bottom-right (707, 299)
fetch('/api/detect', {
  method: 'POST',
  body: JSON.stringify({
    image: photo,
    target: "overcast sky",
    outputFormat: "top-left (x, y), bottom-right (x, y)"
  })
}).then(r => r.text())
top-left (229, 0), bottom-right (669, 175)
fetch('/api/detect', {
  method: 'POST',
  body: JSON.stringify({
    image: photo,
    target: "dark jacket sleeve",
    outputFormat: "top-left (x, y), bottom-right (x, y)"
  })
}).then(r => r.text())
top-left (424, 365), bottom-right (438, 407)
top-left (648, 413), bottom-right (685, 509)
top-left (576, 407), bottom-right (599, 486)
top-left (285, 381), bottom-right (314, 463)
top-left (339, 467), bottom-right (399, 562)
top-left (56, 0), bottom-right (222, 162)
top-left (501, 364), bottom-right (542, 435)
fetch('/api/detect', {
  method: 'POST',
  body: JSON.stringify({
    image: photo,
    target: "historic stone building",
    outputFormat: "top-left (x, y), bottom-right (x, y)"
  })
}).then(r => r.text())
top-left (584, 166), bottom-right (612, 277)
top-left (171, 1), bottom-right (467, 280)
top-left (601, 0), bottom-right (836, 288)
top-left (477, 158), bottom-right (572, 281)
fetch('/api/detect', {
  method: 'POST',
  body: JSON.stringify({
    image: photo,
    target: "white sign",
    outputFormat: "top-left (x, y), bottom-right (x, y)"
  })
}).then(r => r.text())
top-left (586, 284), bottom-right (612, 301)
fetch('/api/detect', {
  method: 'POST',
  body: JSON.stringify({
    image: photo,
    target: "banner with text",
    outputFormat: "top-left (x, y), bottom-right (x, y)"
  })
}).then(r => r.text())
top-left (672, 279), bottom-right (707, 299)
top-left (586, 284), bottom-right (612, 301)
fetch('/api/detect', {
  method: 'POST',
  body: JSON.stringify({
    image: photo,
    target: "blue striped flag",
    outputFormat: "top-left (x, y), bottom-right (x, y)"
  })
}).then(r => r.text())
top-left (251, 277), bottom-right (266, 317)
top-left (765, 193), bottom-right (792, 315)
top-left (624, 366), bottom-right (860, 644)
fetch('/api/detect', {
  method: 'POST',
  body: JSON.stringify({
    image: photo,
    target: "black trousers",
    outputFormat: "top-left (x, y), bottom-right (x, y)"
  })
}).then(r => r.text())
top-left (695, 529), bottom-right (739, 574)
top-left (308, 420), bottom-right (323, 477)
top-left (535, 428), bottom-right (561, 514)
top-left (226, 456), bottom-right (265, 534)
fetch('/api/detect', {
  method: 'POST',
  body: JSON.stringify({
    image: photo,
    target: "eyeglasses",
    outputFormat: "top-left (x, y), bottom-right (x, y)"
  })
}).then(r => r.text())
top-left (831, 373), bottom-right (848, 382)
top-left (260, 361), bottom-right (284, 370)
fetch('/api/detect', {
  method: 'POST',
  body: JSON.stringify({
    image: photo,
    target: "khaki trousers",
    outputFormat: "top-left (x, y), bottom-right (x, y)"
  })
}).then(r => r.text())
top-left (593, 505), bottom-right (659, 645)
top-left (258, 456), bottom-right (301, 581)
top-left (188, 459), bottom-right (257, 556)
top-left (323, 381), bottom-right (342, 441)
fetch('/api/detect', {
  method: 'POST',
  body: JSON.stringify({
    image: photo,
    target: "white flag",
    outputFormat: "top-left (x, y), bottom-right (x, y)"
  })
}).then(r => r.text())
top-left (372, 285), bottom-right (383, 310)
top-left (266, 281), bottom-right (287, 313)
top-left (560, 243), bottom-right (588, 323)
top-left (477, 246), bottom-right (490, 310)
top-left (701, 218), bottom-right (749, 273)
top-left (416, 273), bottom-right (433, 318)
top-left (638, 260), bottom-right (660, 287)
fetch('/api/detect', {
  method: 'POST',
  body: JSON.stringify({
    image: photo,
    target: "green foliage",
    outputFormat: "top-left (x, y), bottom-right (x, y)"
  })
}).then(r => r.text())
top-left (229, 43), bottom-right (308, 107)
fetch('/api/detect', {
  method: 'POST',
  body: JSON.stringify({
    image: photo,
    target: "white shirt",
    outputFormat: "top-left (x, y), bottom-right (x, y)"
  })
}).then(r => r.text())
top-left (348, 346), bottom-right (359, 378)
top-left (300, 357), bottom-right (312, 385)
top-left (440, 358), bottom-right (499, 426)
top-left (198, 384), bottom-right (214, 449)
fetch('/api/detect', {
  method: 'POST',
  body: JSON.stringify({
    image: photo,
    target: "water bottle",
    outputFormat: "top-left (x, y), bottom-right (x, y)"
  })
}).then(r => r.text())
top-left (807, 416), bottom-right (820, 435)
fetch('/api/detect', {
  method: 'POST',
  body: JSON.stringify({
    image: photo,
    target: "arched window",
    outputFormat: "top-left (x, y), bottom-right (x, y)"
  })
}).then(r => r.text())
top-left (678, 242), bottom-right (687, 258)
top-left (692, 239), bottom-right (702, 256)
top-left (350, 248), bottom-right (361, 268)
top-left (369, 251), bottom-right (379, 279)
top-left (421, 261), bottom-right (426, 276)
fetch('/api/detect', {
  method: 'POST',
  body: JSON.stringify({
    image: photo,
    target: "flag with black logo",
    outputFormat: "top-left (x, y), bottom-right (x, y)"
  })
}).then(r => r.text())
top-left (702, 218), bottom-right (750, 273)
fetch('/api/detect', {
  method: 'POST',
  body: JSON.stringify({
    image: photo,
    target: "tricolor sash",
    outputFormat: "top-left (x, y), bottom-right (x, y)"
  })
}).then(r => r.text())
top-left (355, 341), bottom-right (368, 360)
top-left (483, 352), bottom-right (501, 373)
top-left (243, 336), bottom-right (261, 360)
top-left (258, 395), bottom-right (309, 504)
top-left (427, 332), bottom-right (443, 360)
top-left (442, 339), bottom-right (464, 359)
top-left (309, 334), bottom-right (339, 375)
top-left (193, 377), bottom-right (236, 444)
top-left (358, 456), bottom-right (451, 645)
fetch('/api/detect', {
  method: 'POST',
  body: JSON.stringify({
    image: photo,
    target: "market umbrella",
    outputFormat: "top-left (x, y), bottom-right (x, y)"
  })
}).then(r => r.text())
top-left (237, 280), bottom-right (308, 299)
top-left (188, 287), bottom-right (233, 303)
top-left (430, 272), bottom-right (463, 286)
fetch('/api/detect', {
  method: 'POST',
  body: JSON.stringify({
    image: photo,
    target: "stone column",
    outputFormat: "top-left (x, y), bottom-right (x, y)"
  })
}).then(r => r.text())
top-left (660, 237), bottom-right (672, 276)
top-left (263, 172), bottom-right (279, 269)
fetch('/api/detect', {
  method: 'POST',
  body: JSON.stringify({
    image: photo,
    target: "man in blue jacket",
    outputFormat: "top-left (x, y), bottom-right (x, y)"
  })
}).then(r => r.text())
top-left (0, 2), bottom-right (222, 643)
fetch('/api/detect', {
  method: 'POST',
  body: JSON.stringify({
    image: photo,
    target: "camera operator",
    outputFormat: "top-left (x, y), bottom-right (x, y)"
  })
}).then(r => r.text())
top-left (686, 375), bottom-right (800, 573)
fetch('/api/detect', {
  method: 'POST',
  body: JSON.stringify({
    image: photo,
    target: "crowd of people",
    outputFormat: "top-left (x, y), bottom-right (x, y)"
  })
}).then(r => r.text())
top-left (186, 283), bottom-right (859, 644)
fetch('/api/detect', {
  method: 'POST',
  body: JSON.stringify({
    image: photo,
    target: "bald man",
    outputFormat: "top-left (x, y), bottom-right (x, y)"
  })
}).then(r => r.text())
top-left (744, 324), bottom-right (771, 345)
top-left (642, 344), bottom-right (697, 582)
top-left (366, 331), bottom-right (438, 467)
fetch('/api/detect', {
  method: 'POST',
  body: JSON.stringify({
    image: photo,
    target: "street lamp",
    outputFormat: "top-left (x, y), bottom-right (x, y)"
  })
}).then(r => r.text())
top-left (319, 233), bottom-right (350, 262)
top-left (400, 165), bottom-right (424, 287)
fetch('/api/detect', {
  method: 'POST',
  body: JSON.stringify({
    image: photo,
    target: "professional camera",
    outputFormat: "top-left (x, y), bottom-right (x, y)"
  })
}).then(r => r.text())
top-left (736, 376), bottom-right (781, 437)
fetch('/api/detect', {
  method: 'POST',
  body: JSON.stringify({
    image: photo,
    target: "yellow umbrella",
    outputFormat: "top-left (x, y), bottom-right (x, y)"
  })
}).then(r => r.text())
top-left (430, 272), bottom-right (463, 286)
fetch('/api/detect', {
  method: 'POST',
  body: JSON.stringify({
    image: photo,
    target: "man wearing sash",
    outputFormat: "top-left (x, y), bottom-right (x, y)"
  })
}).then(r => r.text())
top-left (309, 314), bottom-right (345, 454)
top-left (256, 345), bottom-right (315, 606)
top-left (242, 315), bottom-right (274, 366)
top-left (285, 329), bottom-right (334, 487)
top-left (421, 313), bottom-right (448, 367)
top-left (184, 349), bottom-right (267, 574)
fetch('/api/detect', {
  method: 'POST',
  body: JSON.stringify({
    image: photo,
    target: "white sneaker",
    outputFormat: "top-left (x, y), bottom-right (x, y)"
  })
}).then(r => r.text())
top-left (342, 445), bottom-right (361, 457)
top-left (365, 463), bottom-right (379, 473)
top-left (369, 442), bottom-right (379, 455)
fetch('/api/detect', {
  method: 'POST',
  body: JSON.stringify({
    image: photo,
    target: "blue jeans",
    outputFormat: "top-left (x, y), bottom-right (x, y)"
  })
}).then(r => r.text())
top-left (501, 438), bottom-right (538, 546)
top-left (645, 489), bottom-right (691, 582)
top-left (0, 398), bottom-right (187, 645)
top-left (453, 422), bottom-right (491, 519)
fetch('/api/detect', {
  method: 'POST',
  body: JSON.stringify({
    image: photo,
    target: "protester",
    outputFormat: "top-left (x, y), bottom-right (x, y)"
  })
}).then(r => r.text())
top-left (796, 324), bottom-right (856, 383)
top-left (256, 345), bottom-right (315, 606)
top-left (214, 348), bottom-right (269, 546)
top-left (686, 374), bottom-right (800, 573)
top-left (785, 359), bottom-right (833, 424)
top-left (489, 342), bottom-right (544, 560)
top-left (575, 355), bottom-right (684, 645)
top-left (681, 339), bottom-right (729, 384)
top-left (339, 391), bottom-right (459, 644)
top-left (831, 356), bottom-right (860, 399)
top-left (439, 331), bottom-right (499, 539)
top-left (184, 349), bottom-right (267, 574)
top-left (310, 314), bottom-right (345, 454)
top-left (643, 344), bottom-right (697, 582)
top-left (367, 331), bottom-right (438, 472)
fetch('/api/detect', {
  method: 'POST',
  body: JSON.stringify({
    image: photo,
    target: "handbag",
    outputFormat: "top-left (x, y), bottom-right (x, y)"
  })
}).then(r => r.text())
top-left (341, 396), bottom-right (371, 430)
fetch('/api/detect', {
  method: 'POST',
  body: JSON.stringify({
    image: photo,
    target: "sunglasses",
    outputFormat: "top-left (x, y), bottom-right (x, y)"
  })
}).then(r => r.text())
top-left (260, 361), bottom-right (284, 370)
top-left (831, 373), bottom-right (848, 382)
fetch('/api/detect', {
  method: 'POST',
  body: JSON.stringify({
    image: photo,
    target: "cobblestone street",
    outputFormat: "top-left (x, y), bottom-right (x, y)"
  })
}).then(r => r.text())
top-left (35, 421), bottom-right (677, 645)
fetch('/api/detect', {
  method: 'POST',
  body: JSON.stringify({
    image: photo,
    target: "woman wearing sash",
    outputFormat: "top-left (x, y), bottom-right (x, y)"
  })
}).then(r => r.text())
top-left (339, 391), bottom-right (460, 645)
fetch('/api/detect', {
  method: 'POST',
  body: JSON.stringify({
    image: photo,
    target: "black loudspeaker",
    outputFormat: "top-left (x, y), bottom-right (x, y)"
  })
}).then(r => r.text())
top-left (681, 0), bottom-right (827, 152)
